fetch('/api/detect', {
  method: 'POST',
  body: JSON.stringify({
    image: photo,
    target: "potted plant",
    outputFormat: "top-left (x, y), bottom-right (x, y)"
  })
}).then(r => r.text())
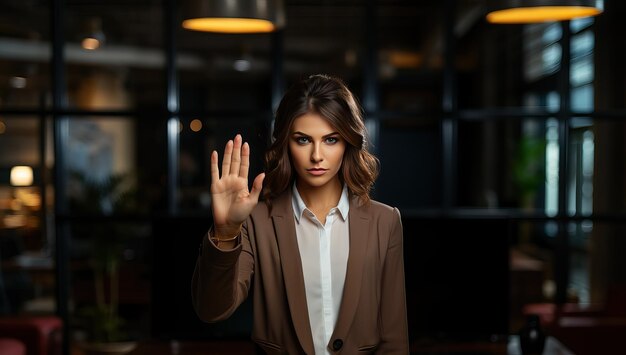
top-left (69, 172), bottom-right (142, 355)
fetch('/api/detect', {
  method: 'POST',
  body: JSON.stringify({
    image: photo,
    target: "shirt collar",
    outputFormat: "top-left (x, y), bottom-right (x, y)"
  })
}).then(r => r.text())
top-left (292, 183), bottom-right (350, 223)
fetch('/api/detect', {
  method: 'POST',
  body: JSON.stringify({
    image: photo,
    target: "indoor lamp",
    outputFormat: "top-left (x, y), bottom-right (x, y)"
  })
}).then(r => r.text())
top-left (182, 0), bottom-right (285, 33)
top-left (10, 166), bottom-right (33, 187)
top-left (486, 0), bottom-right (603, 24)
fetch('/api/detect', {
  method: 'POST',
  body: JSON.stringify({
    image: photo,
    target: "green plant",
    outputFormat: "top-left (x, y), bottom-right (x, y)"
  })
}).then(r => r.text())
top-left (512, 135), bottom-right (546, 207)
top-left (69, 171), bottom-right (141, 343)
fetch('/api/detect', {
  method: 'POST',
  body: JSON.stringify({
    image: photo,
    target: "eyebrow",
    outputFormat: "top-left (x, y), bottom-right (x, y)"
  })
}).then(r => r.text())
top-left (292, 131), bottom-right (340, 138)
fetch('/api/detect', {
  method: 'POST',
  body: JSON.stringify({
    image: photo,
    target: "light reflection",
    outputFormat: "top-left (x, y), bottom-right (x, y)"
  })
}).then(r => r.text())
top-left (233, 59), bottom-right (251, 72)
top-left (190, 119), bottom-right (202, 132)
top-left (581, 130), bottom-right (594, 216)
top-left (10, 76), bottom-right (27, 89)
top-left (545, 118), bottom-right (559, 217)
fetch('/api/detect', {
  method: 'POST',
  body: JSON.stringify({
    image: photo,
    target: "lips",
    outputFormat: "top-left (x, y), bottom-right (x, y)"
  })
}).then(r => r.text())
top-left (307, 168), bottom-right (327, 176)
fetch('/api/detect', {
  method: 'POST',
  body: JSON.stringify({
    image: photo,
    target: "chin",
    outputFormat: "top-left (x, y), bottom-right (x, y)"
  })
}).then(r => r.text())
top-left (300, 175), bottom-right (339, 189)
top-left (300, 179), bottom-right (329, 189)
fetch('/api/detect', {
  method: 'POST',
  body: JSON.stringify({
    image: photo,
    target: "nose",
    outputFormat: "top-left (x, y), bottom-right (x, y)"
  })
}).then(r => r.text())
top-left (310, 142), bottom-right (323, 163)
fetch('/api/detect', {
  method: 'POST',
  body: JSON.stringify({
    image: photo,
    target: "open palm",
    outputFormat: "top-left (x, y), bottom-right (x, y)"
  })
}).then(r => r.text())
top-left (210, 134), bottom-right (265, 238)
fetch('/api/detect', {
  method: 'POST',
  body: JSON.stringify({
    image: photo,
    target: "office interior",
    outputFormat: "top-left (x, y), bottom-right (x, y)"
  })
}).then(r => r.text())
top-left (1, 0), bottom-right (625, 354)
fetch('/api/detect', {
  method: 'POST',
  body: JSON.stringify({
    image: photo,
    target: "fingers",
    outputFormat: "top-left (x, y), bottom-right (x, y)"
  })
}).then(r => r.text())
top-left (221, 139), bottom-right (233, 179)
top-left (230, 134), bottom-right (242, 175)
top-left (250, 173), bottom-right (265, 202)
top-left (219, 134), bottom-right (251, 180)
top-left (210, 150), bottom-right (219, 183)
top-left (239, 142), bottom-right (250, 179)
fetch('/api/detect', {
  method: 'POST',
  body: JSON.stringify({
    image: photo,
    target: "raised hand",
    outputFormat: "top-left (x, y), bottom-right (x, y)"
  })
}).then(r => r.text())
top-left (210, 134), bottom-right (265, 239)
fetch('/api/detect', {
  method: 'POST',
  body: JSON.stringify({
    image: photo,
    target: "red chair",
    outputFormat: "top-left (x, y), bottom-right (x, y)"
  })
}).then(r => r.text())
top-left (0, 338), bottom-right (26, 355)
top-left (0, 316), bottom-right (62, 355)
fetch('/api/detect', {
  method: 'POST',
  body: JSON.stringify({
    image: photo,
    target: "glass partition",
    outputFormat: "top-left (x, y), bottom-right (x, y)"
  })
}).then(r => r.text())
top-left (64, 116), bottom-right (166, 215)
top-left (0, 115), bottom-right (51, 315)
top-left (64, 2), bottom-right (165, 110)
top-left (69, 220), bottom-right (152, 344)
top-left (456, 117), bottom-right (551, 212)
top-left (0, 2), bottom-right (51, 109)
top-left (589, 119), bottom-right (625, 215)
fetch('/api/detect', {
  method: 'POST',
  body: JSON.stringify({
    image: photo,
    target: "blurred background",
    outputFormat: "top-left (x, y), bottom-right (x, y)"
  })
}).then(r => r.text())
top-left (1, 0), bottom-right (625, 354)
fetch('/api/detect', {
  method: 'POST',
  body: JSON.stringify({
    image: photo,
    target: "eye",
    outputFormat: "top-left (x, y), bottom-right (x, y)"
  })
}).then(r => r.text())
top-left (295, 136), bottom-right (310, 144)
top-left (325, 136), bottom-right (339, 144)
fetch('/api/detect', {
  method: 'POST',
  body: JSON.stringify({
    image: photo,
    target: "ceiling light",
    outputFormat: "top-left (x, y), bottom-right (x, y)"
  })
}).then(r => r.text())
top-left (182, 0), bottom-right (285, 34)
top-left (487, 0), bottom-right (603, 24)
top-left (82, 17), bottom-right (106, 50)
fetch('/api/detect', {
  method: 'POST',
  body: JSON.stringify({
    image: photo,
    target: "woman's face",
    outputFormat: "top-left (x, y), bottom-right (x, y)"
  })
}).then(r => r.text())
top-left (288, 112), bottom-right (346, 191)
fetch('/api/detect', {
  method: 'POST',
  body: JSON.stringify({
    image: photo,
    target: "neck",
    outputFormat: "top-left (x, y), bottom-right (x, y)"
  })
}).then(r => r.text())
top-left (296, 178), bottom-right (343, 212)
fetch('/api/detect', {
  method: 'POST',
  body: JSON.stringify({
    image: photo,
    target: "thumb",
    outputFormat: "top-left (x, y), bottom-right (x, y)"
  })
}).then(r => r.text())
top-left (250, 173), bottom-right (265, 202)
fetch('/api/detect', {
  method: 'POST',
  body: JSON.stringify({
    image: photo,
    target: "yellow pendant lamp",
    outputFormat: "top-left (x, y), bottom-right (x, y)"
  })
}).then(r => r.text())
top-left (487, 0), bottom-right (603, 24)
top-left (182, 0), bottom-right (285, 33)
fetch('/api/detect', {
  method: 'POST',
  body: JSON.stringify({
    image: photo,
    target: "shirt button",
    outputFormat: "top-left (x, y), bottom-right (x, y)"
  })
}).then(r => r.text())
top-left (332, 339), bottom-right (343, 351)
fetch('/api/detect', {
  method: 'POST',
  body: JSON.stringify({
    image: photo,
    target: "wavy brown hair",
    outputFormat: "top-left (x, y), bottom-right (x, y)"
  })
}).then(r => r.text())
top-left (263, 74), bottom-right (379, 205)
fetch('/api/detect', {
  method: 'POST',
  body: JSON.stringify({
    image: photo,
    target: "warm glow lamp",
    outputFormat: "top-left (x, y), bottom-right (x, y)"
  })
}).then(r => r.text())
top-left (182, 0), bottom-right (285, 33)
top-left (81, 17), bottom-right (106, 50)
top-left (487, 0), bottom-right (603, 24)
top-left (10, 166), bottom-right (34, 186)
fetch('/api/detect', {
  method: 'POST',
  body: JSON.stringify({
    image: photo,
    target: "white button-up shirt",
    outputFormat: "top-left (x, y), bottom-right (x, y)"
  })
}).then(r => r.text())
top-left (292, 184), bottom-right (350, 355)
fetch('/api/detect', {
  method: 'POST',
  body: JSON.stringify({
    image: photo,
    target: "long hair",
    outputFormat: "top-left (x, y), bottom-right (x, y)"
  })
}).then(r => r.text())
top-left (263, 74), bottom-right (379, 205)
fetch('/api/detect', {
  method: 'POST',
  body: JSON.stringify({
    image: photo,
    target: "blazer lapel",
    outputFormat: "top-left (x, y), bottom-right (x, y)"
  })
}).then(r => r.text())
top-left (331, 198), bottom-right (371, 342)
top-left (271, 191), bottom-right (315, 354)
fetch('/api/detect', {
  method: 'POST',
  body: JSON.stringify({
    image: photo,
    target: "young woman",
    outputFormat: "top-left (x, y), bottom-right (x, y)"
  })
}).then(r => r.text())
top-left (192, 74), bottom-right (408, 354)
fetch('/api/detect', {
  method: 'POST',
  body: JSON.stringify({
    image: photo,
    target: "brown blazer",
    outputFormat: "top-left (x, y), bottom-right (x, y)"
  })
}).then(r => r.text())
top-left (192, 189), bottom-right (409, 354)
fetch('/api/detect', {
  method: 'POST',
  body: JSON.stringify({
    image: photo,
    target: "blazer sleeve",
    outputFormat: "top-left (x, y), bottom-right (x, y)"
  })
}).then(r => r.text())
top-left (191, 220), bottom-right (254, 322)
top-left (377, 207), bottom-right (410, 354)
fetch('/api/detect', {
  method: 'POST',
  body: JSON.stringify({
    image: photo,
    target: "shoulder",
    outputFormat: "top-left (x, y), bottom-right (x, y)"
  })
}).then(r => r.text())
top-left (355, 199), bottom-right (403, 248)
top-left (359, 199), bottom-right (401, 220)
top-left (353, 199), bottom-right (402, 231)
top-left (368, 201), bottom-right (404, 249)
top-left (368, 199), bottom-right (398, 212)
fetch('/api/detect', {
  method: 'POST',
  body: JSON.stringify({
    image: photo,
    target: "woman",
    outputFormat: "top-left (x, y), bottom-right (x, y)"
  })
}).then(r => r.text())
top-left (192, 74), bottom-right (408, 354)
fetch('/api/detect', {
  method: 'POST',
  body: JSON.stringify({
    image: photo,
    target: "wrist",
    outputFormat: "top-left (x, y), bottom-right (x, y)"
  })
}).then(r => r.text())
top-left (211, 224), bottom-right (242, 249)
top-left (210, 233), bottom-right (239, 248)
top-left (214, 224), bottom-right (242, 240)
